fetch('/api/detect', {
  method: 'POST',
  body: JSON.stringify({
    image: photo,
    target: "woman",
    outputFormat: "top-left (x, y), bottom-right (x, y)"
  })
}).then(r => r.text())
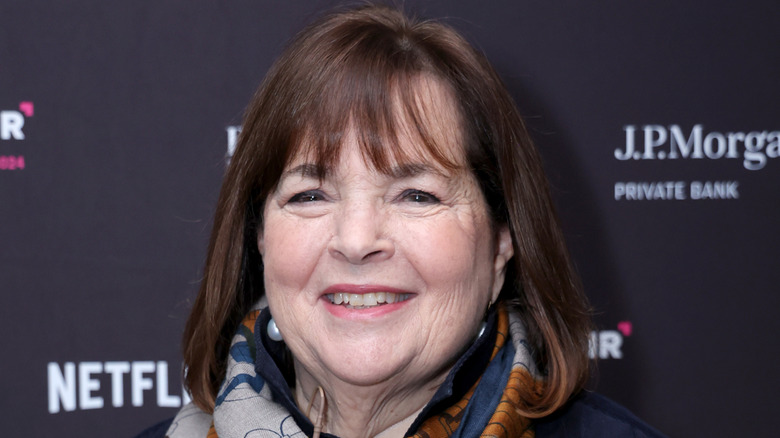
top-left (144, 4), bottom-right (663, 437)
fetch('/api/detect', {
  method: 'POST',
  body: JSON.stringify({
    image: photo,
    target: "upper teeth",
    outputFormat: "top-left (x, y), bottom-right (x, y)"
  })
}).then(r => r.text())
top-left (326, 292), bottom-right (409, 307)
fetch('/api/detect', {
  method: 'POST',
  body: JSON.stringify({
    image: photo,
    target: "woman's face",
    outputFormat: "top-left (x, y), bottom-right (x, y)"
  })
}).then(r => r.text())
top-left (258, 79), bottom-right (513, 394)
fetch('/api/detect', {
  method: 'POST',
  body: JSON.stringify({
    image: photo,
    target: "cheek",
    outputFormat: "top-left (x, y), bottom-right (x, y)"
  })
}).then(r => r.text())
top-left (401, 216), bottom-right (494, 289)
top-left (261, 215), bottom-right (327, 291)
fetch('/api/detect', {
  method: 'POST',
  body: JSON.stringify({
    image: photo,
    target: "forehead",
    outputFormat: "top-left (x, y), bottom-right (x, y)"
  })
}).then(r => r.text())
top-left (285, 74), bottom-right (467, 176)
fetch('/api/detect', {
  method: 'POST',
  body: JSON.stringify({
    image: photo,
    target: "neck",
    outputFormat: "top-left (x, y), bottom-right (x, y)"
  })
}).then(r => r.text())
top-left (293, 365), bottom-right (443, 438)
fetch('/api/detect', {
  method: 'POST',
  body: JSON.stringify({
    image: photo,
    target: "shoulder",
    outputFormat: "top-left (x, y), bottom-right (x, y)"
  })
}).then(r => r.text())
top-left (134, 402), bottom-right (213, 438)
top-left (133, 417), bottom-right (173, 438)
top-left (534, 391), bottom-right (667, 437)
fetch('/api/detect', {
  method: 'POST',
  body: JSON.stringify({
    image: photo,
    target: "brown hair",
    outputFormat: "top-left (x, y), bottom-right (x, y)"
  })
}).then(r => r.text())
top-left (183, 3), bottom-right (592, 417)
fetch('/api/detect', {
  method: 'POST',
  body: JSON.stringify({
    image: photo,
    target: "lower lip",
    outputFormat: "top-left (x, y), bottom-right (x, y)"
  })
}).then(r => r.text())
top-left (321, 295), bottom-right (413, 320)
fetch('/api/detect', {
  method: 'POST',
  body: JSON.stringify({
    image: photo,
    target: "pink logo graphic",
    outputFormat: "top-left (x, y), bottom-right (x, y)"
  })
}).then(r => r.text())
top-left (617, 321), bottom-right (633, 337)
top-left (19, 101), bottom-right (34, 117)
top-left (0, 155), bottom-right (25, 170)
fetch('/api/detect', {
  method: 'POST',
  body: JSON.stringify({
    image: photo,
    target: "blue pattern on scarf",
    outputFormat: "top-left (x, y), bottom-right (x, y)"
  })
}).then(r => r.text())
top-left (215, 338), bottom-right (266, 406)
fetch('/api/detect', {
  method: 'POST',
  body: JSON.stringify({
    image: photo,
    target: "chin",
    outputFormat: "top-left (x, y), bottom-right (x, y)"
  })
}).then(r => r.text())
top-left (317, 343), bottom-right (415, 387)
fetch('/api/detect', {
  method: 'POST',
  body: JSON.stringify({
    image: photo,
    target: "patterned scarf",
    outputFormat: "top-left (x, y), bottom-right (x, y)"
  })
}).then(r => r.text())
top-left (167, 304), bottom-right (543, 438)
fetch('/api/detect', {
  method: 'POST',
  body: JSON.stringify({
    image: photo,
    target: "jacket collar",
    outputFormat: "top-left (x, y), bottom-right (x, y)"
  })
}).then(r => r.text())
top-left (253, 305), bottom-right (500, 437)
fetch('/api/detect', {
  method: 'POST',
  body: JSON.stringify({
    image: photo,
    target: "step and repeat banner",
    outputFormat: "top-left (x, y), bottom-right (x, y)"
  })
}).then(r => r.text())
top-left (1, 1), bottom-right (778, 436)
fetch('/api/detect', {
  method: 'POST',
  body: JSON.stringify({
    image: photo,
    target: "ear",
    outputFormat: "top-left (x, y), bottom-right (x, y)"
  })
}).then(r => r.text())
top-left (257, 228), bottom-right (265, 256)
top-left (491, 225), bottom-right (514, 303)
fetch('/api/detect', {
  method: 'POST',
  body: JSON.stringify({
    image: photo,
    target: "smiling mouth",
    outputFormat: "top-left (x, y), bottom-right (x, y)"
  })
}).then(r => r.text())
top-left (325, 292), bottom-right (411, 309)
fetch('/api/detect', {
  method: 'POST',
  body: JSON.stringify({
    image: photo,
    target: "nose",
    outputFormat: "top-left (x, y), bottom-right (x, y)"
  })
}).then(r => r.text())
top-left (328, 199), bottom-right (394, 264)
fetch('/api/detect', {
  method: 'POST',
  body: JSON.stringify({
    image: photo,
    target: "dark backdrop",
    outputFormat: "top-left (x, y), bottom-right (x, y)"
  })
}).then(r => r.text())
top-left (1, 1), bottom-right (778, 436)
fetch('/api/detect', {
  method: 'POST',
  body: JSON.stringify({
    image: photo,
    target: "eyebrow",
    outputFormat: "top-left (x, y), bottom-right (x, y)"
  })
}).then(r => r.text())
top-left (283, 163), bottom-right (326, 178)
top-left (282, 162), bottom-right (447, 180)
top-left (387, 163), bottom-right (442, 178)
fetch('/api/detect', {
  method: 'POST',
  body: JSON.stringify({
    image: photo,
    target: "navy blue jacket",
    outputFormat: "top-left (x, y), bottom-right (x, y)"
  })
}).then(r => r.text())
top-left (135, 391), bottom-right (666, 437)
top-left (136, 309), bottom-right (665, 437)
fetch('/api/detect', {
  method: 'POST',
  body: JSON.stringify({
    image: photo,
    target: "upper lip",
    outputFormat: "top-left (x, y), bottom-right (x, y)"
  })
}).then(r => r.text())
top-left (321, 284), bottom-right (414, 296)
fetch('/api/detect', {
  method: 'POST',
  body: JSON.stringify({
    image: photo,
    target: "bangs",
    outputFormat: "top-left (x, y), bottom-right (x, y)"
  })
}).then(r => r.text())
top-left (281, 22), bottom-right (465, 177)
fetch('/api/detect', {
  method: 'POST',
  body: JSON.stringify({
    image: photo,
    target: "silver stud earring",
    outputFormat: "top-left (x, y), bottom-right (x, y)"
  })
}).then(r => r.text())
top-left (267, 318), bottom-right (283, 342)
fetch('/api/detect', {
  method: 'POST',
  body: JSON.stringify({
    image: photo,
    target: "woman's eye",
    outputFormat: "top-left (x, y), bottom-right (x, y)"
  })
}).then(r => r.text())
top-left (288, 191), bottom-right (325, 203)
top-left (401, 189), bottom-right (440, 204)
